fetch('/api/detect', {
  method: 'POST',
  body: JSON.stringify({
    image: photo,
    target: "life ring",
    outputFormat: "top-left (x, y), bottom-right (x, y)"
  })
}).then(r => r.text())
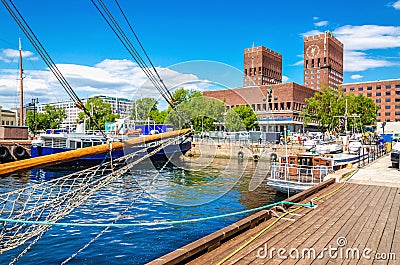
top-left (270, 153), bottom-right (277, 162)
top-left (238, 151), bottom-right (244, 160)
top-left (50, 129), bottom-right (55, 134)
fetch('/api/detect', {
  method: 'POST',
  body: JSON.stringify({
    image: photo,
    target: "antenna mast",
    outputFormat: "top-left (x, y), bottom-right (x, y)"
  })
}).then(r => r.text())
top-left (18, 38), bottom-right (24, 126)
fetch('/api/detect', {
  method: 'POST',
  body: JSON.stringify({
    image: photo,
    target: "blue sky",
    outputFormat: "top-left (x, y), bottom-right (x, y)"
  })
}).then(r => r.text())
top-left (0, 0), bottom-right (400, 109)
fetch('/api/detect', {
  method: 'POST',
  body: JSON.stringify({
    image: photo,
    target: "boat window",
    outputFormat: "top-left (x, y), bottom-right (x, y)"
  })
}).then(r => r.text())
top-left (76, 142), bottom-right (82, 148)
top-left (70, 141), bottom-right (76, 149)
top-left (82, 140), bottom-right (92, 148)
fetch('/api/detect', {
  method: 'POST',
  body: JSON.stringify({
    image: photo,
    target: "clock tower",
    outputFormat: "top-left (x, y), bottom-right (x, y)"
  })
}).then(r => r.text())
top-left (303, 31), bottom-right (343, 90)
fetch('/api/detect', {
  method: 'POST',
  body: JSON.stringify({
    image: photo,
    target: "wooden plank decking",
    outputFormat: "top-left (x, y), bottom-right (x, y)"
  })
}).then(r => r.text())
top-left (171, 183), bottom-right (399, 264)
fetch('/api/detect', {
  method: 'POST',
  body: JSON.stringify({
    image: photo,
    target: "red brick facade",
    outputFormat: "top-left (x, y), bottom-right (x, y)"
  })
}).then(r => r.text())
top-left (203, 83), bottom-right (316, 132)
top-left (304, 32), bottom-right (343, 90)
top-left (244, 45), bottom-right (282, 86)
top-left (342, 79), bottom-right (400, 122)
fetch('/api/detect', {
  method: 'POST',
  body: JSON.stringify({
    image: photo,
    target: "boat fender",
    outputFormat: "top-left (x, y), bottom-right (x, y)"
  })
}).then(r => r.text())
top-left (0, 146), bottom-right (12, 162)
top-left (270, 153), bottom-right (277, 162)
top-left (238, 151), bottom-right (244, 160)
top-left (50, 129), bottom-right (54, 134)
top-left (12, 145), bottom-right (30, 160)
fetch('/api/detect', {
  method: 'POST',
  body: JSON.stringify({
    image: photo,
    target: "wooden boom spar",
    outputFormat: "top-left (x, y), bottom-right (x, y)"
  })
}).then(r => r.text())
top-left (0, 129), bottom-right (191, 176)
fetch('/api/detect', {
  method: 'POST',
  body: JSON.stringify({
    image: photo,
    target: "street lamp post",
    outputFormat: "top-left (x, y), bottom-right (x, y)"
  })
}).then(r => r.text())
top-left (28, 98), bottom-right (39, 136)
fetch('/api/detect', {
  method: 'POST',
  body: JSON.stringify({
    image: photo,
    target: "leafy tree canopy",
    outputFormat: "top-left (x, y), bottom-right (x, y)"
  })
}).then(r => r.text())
top-left (78, 98), bottom-right (119, 130)
top-left (165, 88), bottom-right (225, 132)
top-left (302, 86), bottom-right (378, 131)
top-left (225, 105), bottom-right (259, 131)
top-left (26, 105), bottom-right (67, 132)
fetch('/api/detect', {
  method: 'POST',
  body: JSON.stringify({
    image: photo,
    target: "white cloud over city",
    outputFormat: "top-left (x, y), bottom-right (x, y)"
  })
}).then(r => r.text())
top-left (0, 52), bottom-right (205, 109)
top-left (302, 24), bottom-right (400, 72)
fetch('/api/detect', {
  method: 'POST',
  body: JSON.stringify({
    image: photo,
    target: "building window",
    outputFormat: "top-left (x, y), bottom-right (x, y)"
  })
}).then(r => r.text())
top-left (377, 119), bottom-right (381, 122)
top-left (376, 99), bottom-right (381, 103)
top-left (385, 112), bottom-right (391, 116)
top-left (376, 85), bottom-right (381, 89)
top-left (396, 98), bottom-right (400, 102)
top-left (311, 75), bottom-right (314, 79)
top-left (396, 112), bottom-right (400, 115)
top-left (305, 70), bottom-right (309, 74)
top-left (350, 87), bottom-right (355, 92)
top-left (386, 98), bottom-right (391, 102)
top-left (367, 93), bottom-right (372, 97)
top-left (386, 85), bottom-right (391, 89)
top-left (396, 105), bottom-right (400, 109)
top-left (386, 91), bottom-right (391, 96)
top-left (342, 88), bottom-right (346, 92)
top-left (396, 91), bottom-right (400, 95)
top-left (396, 84), bottom-right (400, 88)
top-left (385, 106), bottom-right (391, 109)
top-left (367, 86), bottom-right (372, 90)
top-left (376, 92), bottom-right (381, 96)
top-left (251, 104), bottom-right (255, 110)
top-left (305, 82), bottom-right (308, 85)
top-left (358, 87), bottom-right (363, 91)
top-left (377, 112), bottom-right (381, 116)
top-left (311, 70), bottom-right (314, 74)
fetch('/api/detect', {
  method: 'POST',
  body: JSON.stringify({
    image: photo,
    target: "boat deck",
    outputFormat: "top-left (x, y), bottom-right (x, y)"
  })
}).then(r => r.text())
top-left (183, 183), bottom-right (400, 264)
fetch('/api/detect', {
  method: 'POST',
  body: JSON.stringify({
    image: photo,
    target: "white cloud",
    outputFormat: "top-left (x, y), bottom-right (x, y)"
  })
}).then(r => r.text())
top-left (0, 48), bottom-right (38, 63)
top-left (301, 30), bottom-right (323, 38)
top-left (313, 16), bottom-right (319, 20)
top-left (344, 51), bottom-right (395, 71)
top-left (290, 60), bottom-right (303, 66)
top-left (333, 25), bottom-right (400, 51)
top-left (314, 21), bottom-right (328, 27)
top-left (282, 76), bottom-right (289, 82)
top-left (0, 59), bottom-right (204, 109)
top-left (393, 0), bottom-right (400, 10)
top-left (350, 74), bottom-right (363, 80)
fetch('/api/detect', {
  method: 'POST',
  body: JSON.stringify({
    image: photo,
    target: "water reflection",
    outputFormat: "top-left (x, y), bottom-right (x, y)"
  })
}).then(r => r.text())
top-left (0, 157), bottom-right (284, 265)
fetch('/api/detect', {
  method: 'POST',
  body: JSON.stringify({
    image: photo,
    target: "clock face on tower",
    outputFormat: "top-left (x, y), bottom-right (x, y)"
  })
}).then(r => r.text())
top-left (306, 44), bottom-right (320, 59)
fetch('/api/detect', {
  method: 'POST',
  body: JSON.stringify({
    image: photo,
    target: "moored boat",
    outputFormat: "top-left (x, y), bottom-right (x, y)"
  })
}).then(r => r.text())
top-left (30, 130), bottom-right (191, 167)
top-left (267, 152), bottom-right (367, 194)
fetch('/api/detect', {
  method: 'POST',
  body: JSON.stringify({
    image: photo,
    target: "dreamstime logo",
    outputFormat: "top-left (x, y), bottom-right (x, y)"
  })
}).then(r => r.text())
top-left (256, 236), bottom-right (396, 261)
top-left (123, 60), bottom-right (269, 206)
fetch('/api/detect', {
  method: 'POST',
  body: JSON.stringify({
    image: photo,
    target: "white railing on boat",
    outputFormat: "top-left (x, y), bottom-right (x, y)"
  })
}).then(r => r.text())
top-left (269, 162), bottom-right (334, 184)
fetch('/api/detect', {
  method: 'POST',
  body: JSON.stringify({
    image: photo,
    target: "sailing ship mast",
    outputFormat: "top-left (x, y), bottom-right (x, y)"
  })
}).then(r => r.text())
top-left (18, 38), bottom-right (24, 126)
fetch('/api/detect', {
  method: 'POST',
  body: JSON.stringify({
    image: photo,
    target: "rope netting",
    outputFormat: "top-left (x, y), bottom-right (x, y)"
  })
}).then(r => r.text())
top-left (0, 136), bottom-right (186, 254)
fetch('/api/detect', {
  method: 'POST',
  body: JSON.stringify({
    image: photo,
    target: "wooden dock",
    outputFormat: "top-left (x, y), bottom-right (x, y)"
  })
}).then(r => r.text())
top-left (149, 181), bottom-right (399, 264)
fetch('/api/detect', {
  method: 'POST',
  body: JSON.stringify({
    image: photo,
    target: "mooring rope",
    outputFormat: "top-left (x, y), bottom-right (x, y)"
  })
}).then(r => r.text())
top-left (0, 201), bottom-right (315, 228)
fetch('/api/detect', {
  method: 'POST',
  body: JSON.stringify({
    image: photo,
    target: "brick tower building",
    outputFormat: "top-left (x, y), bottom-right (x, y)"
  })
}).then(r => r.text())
top-left (304, 31), bottom-right (343, 90)
top-left (243, 45), bottom-right (282, 86)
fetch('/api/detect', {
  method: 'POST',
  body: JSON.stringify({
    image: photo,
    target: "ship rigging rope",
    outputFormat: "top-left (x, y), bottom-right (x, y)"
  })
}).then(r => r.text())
top-left (91, 0), bottom-right (192, 126)
top-left (0, 135), bottom-right (187, 255)
top-left (1, 0), bottom-right (106, 138)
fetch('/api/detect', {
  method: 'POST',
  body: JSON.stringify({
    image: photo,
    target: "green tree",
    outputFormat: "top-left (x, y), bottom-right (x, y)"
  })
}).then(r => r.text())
top-left (165, 88), bottom-right (225, 132)
top-left (302, 86), bottom-right (378, 131)
top-left (26, 105), bottom-right (67, 132)
top-left (78, 98), bottom-right (119, 130)
top-left (225, 105), bottom-right (259, 131)
top-left (131, 97), bottom-right (158, 121)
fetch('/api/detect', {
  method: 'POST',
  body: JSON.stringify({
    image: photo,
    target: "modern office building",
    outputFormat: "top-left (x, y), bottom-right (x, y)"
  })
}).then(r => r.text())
top-left (243, 45), bottom-right (282, 86)
top-left (304, 31), bottom-right (343, 90)
top-left (341, 79), bottom-right (400, 123)
top-left (38, 95), bottom-right (133, 130)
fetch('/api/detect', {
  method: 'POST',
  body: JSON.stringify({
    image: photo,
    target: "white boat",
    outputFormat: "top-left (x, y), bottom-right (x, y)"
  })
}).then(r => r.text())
top-left (348, 140), bottom-right (362, 154)
top-left (267, 152), bottom-right (367, 194)
top-left (303, 139), bottom-right (318, 151)
top-left (315, 143), bottom-right (343, 154)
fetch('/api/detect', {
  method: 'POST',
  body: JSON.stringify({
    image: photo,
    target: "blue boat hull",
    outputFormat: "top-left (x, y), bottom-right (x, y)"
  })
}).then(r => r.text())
top-left (30, 141), bottom-right (191, 167)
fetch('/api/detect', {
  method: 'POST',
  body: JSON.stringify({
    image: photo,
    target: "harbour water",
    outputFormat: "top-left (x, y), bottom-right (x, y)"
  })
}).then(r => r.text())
top-left (0, 157), bottom-right (285, 264)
